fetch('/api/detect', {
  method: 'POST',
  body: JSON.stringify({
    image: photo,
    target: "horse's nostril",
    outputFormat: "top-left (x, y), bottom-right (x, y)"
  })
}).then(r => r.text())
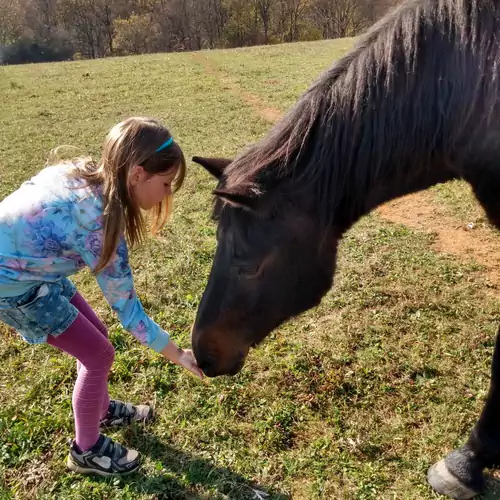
top-left (197, 354), bottom-right (216, 375)
top-left (197, 358), bottom-right (212, 371)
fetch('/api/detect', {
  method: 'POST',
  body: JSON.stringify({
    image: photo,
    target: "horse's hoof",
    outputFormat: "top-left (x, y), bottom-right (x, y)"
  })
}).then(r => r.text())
top-left (427, 459), bottom-right (480, 499)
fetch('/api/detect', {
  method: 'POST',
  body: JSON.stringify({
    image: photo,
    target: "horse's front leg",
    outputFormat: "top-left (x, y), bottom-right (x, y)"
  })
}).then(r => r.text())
top-left (427, 327), bottom-right (500, 499)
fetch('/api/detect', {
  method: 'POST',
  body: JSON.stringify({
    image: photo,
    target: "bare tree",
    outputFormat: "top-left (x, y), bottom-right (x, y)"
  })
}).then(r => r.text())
top-left (278, 0), bottom-right (307, 43)
top-left (225, 0), bottom-right (258, 46)
top-left (0, 0), bottom-right (24, 44)
top-left (311, 0), bottom-right (368, 38)
top-left (0, 0), bottom-right (406, 63)
top-left (114, 13), bottom-right (158, 54)
top-left (59, 0), bottom-right (117, 57)
top-left (101, 0), bottom-right (115, 54)
top-left (201, 0), bottom-right (229, 47)
top-left (21, 0), bottom-right (58, 44)
top-left (255, 0), bottom-right (274, 43)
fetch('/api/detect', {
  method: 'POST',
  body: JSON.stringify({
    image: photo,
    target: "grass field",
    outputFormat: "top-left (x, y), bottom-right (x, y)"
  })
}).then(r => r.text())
top-left (2, 39), bottom-right (500, 499)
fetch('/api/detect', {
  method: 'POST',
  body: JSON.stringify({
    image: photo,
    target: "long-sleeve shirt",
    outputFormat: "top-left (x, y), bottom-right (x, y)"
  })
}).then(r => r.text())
top-left (0, 163), bottom-right (170, 352)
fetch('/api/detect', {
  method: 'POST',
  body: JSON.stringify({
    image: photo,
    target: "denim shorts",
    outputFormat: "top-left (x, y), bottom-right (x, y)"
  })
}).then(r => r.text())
top-left (0, 278), bottom-right (78, 344)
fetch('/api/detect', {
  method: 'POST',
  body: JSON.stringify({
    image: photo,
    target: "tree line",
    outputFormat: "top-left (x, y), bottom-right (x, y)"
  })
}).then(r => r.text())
top-left (0, 0), bottom-right (401, 64)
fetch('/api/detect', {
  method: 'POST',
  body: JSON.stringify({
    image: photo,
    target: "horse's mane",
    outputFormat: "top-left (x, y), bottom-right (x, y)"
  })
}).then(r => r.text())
top-left (223, 0), bottom-right (500, 226)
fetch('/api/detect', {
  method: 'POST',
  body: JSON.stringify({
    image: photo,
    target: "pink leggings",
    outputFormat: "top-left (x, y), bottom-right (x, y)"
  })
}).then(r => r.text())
top-left (47, 292), bottom-right (114, 451)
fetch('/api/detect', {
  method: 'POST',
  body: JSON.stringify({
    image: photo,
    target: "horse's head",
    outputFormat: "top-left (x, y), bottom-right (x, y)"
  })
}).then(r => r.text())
top-left (191, 156), bottom-right (337, 377)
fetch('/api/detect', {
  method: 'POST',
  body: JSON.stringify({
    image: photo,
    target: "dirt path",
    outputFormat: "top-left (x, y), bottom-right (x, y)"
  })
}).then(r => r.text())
top-left (192, 51), bottom-right (500, 291)
top-left (191, 52), bottom-right (282, 124)
top-left (378, 191), bottom-right (500, 289)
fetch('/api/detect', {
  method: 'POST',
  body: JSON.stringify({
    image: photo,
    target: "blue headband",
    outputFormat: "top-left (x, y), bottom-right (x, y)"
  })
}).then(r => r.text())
top-left (155, 137), bottom-right (174, 153)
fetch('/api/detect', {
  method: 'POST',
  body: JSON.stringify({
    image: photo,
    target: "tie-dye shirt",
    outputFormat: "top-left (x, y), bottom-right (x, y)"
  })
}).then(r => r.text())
top-left (0, 163), bottom-right (170, 353)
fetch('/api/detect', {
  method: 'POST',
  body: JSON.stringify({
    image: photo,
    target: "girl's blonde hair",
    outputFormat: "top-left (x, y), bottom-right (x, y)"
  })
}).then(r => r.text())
top-left (62, 117), bottom-right (186, 273)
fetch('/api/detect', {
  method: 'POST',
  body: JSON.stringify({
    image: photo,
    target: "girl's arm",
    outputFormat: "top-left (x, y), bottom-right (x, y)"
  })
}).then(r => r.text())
top-left (73, 224), bottom-right (202, 378)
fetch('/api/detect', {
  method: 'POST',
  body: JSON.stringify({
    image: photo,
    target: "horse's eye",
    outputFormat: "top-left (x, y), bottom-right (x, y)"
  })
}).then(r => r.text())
top-left (235, 263), bottom-right (260, 277)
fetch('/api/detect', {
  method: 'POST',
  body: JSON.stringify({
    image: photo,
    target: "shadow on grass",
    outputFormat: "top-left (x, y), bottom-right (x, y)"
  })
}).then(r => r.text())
top-left (480, 474), bottom-right (500, 500)
top-left (90, 426), bottom-right (291, 500)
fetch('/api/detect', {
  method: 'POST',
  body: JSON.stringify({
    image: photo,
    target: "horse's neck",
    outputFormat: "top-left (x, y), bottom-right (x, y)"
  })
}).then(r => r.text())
top-left (369, 166), bottom-right (456, 211)
top-left (333, 156), bottom-right (459, 233)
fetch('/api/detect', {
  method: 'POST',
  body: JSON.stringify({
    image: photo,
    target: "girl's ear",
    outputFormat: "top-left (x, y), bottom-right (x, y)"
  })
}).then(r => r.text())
top-left (129, 165), bottom-right (146, 186)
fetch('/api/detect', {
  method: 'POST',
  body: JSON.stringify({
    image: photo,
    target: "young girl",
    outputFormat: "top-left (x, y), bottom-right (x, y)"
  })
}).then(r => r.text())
top-left (0, 116), bottom-right (203, 477)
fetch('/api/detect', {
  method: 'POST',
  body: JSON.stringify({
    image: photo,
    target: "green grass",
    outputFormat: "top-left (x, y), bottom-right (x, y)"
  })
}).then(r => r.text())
top-left (193, 38), bottom-right (356, 112)
top-left (2, 40), bottom-right (500, 499)
top-left (430, 180), bottom-right (491, 228)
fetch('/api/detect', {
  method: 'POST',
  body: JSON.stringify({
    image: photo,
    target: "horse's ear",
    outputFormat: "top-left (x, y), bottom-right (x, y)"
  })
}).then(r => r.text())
top-left (213, 187), bottom-right (258, 211)
top-left (192, 156), bottom-right (232, 180)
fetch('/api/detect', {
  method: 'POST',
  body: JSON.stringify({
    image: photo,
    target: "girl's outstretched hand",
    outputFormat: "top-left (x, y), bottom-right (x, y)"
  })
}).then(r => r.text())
top-left (161, 340), bottom-right (204, 380)
top-left (177, 349), bottom-right (204, 380)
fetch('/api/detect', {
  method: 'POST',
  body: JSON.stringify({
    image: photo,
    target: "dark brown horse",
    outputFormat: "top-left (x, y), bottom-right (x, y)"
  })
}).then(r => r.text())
top-left (191, 0), bottom-right (500, 498)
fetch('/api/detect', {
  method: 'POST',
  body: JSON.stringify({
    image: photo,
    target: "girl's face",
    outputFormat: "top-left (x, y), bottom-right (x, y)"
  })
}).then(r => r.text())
top-left (129, 165), bottom-right (178, 210)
